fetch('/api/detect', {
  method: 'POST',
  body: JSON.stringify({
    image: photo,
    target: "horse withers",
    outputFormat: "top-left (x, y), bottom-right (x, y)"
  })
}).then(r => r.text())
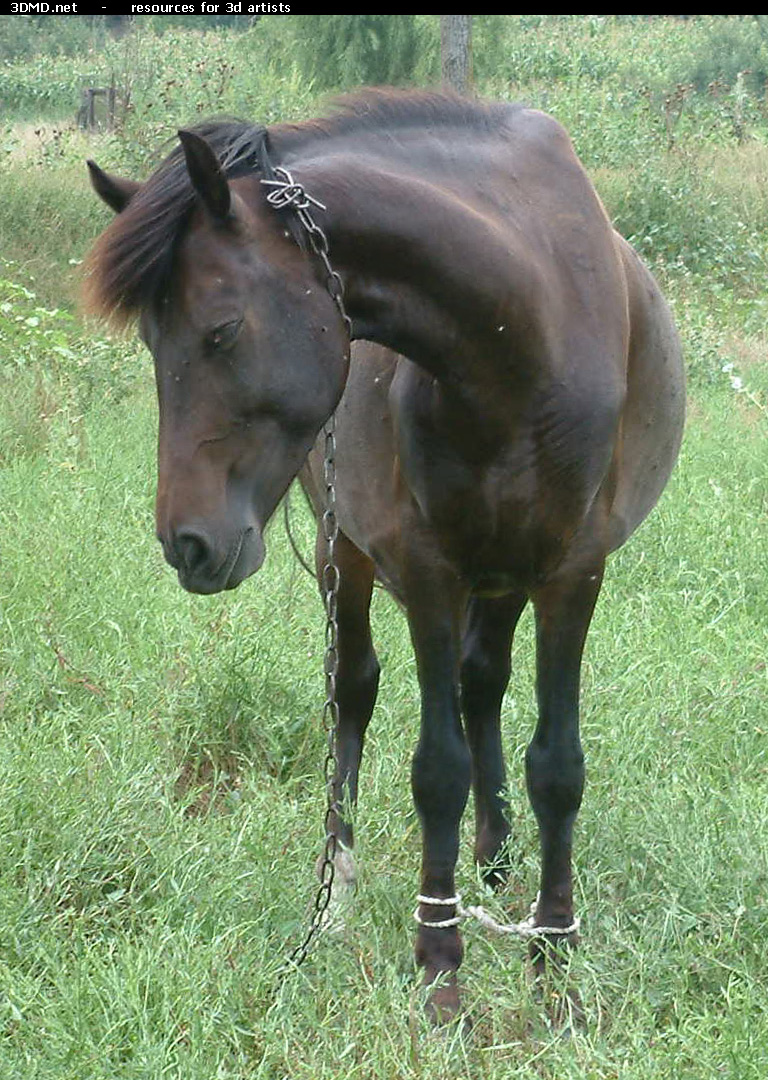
top-left (85, 91), bottom-right (685, 1023)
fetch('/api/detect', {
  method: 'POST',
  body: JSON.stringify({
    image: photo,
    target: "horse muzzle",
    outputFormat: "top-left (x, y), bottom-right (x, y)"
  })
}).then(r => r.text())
top-left (160, 524), bottom-right (265, 594)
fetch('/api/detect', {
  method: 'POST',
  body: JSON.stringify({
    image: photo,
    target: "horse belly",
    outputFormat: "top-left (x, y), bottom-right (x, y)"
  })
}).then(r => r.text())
top-left (608, 238), bottom-right (685, 549)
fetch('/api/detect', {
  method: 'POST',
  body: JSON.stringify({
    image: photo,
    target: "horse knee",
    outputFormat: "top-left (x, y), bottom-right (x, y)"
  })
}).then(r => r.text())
top-left (411, 732), bottom-right (471, 827)
top-left (525, 740), bottom-right (584, 821)
top-left (460, 647), bottom-right (510, 717)
top-left (337, 648), bottom-right (380, 722)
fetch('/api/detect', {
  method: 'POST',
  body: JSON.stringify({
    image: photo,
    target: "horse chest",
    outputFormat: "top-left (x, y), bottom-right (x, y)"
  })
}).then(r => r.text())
top-left (392, 351), bottom-right (624, 592)
top-left (398, 423), bottom-right (574, 591)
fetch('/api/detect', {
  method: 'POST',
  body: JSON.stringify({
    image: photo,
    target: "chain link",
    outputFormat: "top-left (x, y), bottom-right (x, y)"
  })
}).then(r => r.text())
top-left (261, 166), bottom-right (351, 969)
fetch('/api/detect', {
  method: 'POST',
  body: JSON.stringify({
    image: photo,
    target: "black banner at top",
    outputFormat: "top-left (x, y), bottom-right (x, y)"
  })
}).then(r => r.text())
top-left (6, 3), bottom-right (295, 16)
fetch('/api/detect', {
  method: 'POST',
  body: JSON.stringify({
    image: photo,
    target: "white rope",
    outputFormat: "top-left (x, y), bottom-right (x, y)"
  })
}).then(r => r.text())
top-left (413, 893), bottom-right (462, 929)
top-left (413, 892), bottom-right (580, 938)
top-left (461, 899), bottom-right (580, 939)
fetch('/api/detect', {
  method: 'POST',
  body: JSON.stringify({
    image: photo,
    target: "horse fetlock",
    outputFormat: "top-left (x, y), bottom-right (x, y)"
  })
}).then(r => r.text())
top-left (416, 924), bottom-right (464, 978)
top-left (529, 926), bottom-right (579, 965)
top-left (416, 925), bottom-right (466, 1025)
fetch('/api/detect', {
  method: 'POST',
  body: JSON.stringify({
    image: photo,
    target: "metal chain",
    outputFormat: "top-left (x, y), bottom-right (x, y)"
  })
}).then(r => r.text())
top-left (261, 166), bottom-right (352, 969)
top-left (285, 418), bottom-right (341, 969)
top-left (261, 167), bottom-right (353, 338)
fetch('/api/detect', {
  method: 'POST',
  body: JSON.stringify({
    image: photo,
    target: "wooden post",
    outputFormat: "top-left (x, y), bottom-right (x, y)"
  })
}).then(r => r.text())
top-left (108, 81), bottom-right (116, 130)
top-left (77, 89), bottom-right (89, 129)
top-left (77, 87), bottom-right (114, 130)
top-left (441, 15), bottom-right (472, 95)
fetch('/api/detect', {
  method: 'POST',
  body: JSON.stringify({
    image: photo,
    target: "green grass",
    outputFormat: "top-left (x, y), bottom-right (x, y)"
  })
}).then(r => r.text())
top-left (0, 155), bottom-right (112, 310)
top-left (2, 14), bottom-right (768, 1079)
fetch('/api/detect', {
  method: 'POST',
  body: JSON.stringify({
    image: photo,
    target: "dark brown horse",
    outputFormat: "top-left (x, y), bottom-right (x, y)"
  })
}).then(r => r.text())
top-left (85, 90), bottom-right (685, 1022)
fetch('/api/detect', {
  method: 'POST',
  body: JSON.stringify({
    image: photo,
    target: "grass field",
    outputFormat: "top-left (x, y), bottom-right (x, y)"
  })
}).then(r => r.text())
top-left (2, 15), bottom-right (768, 1079)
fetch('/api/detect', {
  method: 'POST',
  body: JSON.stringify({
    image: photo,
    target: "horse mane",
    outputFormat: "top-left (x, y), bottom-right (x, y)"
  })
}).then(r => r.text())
top-left (83, 89), bottom-right (519, 328)
top-left (271, 87), bottom-right (516, 147)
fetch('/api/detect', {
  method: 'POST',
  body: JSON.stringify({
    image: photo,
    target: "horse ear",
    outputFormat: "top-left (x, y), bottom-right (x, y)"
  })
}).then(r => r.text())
top-left (178, 129), bottom-right (231, 221)
top-left (87, 160), bottom-right (140, 214)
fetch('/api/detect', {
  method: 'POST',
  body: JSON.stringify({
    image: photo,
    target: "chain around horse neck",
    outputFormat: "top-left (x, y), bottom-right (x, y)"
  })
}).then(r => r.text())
top-left (261, 166), bottom-right (351, 968)
top-left (262, 166), bottom-right (353, 339)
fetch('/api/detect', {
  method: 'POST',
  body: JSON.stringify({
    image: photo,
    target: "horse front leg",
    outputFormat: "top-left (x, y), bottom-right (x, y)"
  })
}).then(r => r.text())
top-left (315, 527), bottom-right (380, 909)
top-left (526, 558), bottom-right (604, 1022)
top-left (460, 592), bottom-right (527, 888)
top-left (403, 550), bottom-right (471, 1023)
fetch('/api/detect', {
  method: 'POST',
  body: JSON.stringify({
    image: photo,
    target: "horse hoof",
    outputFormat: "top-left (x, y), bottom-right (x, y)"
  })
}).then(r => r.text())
top-left (524, 926), bottom-right (586, 1033)
top-left (315, 844), bottom-right (356, 933)
top-left (528, 943), bottom-right (586, 1033)
top-left (421, 973), bottom-right (472, 1034)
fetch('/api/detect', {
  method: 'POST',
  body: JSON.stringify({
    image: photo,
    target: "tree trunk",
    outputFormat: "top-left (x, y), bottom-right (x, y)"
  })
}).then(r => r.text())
top-left (441, 15), bottom-right (472, 95)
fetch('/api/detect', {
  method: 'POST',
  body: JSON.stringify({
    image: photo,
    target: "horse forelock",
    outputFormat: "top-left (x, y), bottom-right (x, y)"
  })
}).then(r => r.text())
top-left (82, 120), bottom-right (275, 327)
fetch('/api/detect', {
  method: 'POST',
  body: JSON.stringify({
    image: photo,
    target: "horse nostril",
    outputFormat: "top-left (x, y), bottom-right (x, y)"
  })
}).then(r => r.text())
top-left (174, 529), bottom-right (211, 576)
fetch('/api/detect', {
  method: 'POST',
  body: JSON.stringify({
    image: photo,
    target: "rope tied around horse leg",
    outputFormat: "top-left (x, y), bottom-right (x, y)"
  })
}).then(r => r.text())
top-left (413, 893), bottom-right (464, 929)
top-left (413, 892), bottom-right (580, 938)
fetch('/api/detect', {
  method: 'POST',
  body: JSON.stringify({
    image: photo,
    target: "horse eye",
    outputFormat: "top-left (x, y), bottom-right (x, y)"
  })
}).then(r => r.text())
top-left (206, 318), bottom-right (243, 352)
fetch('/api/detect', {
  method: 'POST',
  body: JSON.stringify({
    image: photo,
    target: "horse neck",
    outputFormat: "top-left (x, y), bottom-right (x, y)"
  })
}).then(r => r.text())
top-left (278, 149), bottom-right (544, 390)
